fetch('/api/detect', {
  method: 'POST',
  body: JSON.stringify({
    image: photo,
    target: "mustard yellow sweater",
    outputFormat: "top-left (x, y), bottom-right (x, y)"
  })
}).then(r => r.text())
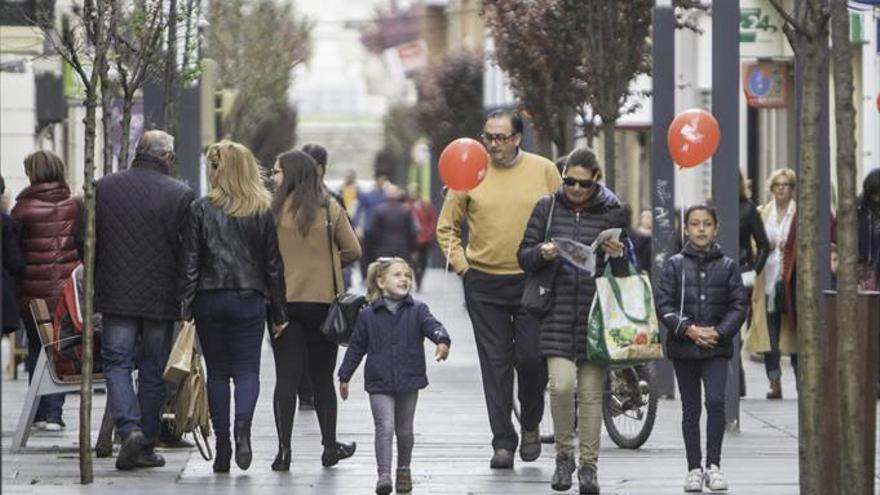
top-left (436, 151), bottom-right (561, 275)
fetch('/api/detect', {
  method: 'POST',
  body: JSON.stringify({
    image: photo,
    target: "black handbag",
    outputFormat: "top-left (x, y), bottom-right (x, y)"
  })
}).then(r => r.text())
top-left (521, 195), bottom-right (559, 319)
top-left (319, 204), bottom-right (366, 346)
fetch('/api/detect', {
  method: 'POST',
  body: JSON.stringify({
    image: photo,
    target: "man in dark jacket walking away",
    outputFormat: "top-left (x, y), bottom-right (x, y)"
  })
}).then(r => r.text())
top-left (368, 185), bottom-right (417, 264)
top-left (94, 130), bottom-right (195, 470)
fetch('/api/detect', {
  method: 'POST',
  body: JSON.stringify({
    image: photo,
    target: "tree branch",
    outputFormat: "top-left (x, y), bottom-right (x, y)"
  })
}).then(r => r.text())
top-left (767, 0), bottom-right (808, 35)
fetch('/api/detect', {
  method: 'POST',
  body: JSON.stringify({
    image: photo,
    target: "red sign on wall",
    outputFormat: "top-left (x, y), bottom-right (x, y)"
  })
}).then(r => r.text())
top-left (743, 62), bottom-right (790, 108)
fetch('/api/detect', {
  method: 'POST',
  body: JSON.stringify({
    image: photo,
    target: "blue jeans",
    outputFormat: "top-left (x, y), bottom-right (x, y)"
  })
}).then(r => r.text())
top-left (673, 357), bottom-right (729, 470)
top-left (194, 290), bottom-right (266, 442)
top-left (101, 314), bottom-right (173, 442)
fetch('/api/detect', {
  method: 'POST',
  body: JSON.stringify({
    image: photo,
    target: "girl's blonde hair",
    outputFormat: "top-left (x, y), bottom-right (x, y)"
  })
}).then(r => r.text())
top-left (366, 257), bottom-right (414, 302)
top-left (206, 140), bottom-right (272, 217)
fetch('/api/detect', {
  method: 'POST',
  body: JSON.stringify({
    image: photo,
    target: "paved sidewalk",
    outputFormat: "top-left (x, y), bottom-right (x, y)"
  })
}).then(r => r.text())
top-left (3, 269), bottom-right (878, 494)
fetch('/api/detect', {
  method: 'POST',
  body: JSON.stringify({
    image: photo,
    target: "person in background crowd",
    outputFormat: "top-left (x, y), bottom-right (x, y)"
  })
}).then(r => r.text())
top-left (623, 203), bottom-right (652, 276)
top-left (638, 208), bottom-right (653, 236)
top-left (354, 174), bottom-right (389, 276)
top-left (270, 150), bottom-right (361, 472)
top-left (340, 168), bottom-right (361, 216)
top-left (368, 185), bottom-right (417, 265)
top-left (338, 257), bottom-right (450, 495)
top-left (407, 183), bottom-right (438, 292)
top-left (518, 147), bottom-right (629, 494)
top-left (93, 131), bottom-right (195, 470)
top-left (738, 172), bottom-right (770, 397)
top-left (857, 168), bottom-right (880, 290)
top-left (303, 143), bottom-right (346, 211)
top-left (745, 168), bottom-right (797, 400)
top-left (656, 205), bottom-right (748, 493)
top-left (437, 109), bottom-right (561, 469)
top-left (12, 151), bottom-right (81, 433)
top-left (2, 175), bottom-right (26, 336)
top-left (180, 140), bottom-right (287, 473)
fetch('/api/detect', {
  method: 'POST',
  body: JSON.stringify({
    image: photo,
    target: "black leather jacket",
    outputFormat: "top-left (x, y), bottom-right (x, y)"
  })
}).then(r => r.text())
top-left (180, 197), bottom-right (287, 325)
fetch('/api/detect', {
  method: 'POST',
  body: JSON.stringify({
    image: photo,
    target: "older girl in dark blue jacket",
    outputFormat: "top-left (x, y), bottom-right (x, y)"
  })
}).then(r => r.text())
top-left (338, 257), bottom-right (450, 495)
top-left (655, 205), bottom-right (748, 493)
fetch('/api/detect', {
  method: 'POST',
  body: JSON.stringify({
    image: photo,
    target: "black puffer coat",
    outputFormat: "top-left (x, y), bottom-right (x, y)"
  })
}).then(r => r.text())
top-left (518, 186), bottom-right (629, 363)
top-left (655, 242), bottom-right (748, 360)
top-left (739, 199), bottom-right (769, 273)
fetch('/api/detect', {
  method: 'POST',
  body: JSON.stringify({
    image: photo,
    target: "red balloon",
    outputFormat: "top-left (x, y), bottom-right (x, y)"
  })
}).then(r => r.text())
top-left (438, 138), bottom-right (489, 191)
top-left (667, 109), bottom-right (721, 169)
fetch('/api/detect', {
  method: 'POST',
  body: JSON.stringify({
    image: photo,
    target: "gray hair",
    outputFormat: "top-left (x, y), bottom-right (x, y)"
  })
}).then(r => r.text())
top-left (136, 130), bottom-right (175, 159)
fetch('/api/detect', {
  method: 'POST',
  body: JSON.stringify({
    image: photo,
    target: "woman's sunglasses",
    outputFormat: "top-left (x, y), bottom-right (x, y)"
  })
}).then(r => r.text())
top-left (562, 177), bottom-right (596, 189)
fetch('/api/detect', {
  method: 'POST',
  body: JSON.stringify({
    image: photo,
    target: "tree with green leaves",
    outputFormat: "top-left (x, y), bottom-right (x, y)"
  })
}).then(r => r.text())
top-left (206, 0), bottom-right (312, 167)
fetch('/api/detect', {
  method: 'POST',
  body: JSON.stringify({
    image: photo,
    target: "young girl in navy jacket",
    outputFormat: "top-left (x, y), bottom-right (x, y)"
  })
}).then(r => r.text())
top-left (338, 257), bottom-right (451, 495)
top-left (655, 206), bottom-right (748, 492)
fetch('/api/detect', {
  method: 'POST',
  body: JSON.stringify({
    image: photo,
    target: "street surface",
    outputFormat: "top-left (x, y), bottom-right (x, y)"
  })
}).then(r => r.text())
top-left (2, 269), bottom-right (878, 494)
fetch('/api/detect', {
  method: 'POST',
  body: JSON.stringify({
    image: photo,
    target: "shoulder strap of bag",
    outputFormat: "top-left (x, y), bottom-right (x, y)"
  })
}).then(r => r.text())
top-left (543, 194), bottom-right (556, 242)
top-left (324, 203), bottom-right (340, 297)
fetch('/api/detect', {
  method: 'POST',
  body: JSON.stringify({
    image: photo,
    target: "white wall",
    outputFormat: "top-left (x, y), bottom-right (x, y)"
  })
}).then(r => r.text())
top-left (0, 56), bottom-right (36, 200)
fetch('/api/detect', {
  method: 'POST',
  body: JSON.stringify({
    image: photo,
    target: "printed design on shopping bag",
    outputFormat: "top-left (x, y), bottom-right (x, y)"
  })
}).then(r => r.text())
top-left (586, 266), bottom-right (663, 364)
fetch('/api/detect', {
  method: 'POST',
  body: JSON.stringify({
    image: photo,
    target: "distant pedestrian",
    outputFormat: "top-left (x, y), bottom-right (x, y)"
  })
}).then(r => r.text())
top-left (94, 131), bottom-right (195, 470)
top-left (340, 168), bottom-right (361, 216)
top-left (857, 168), bottom-right (880, 290)
top-left (623, 203), bottom-right (652, 275)
top-left (180, 140), bottom-right (287, 473)
top-left (270, 150), bottom-right (361, 471)
top-left (303, 143), bottom-right (346, 211)
top-left (354, 174), bottom-right (389, 276)
top-left (337, 257), bottom-right (450, 495)
top-left (655, 205), bottom-right (748, 493)
top-left (737, 172), bottom-right (769, 397)
top-left (368, 185), bottom-right (417, 264)
top-left (436, 109), bottom-right (560, 468)
top-left (12, 151), bottom-right (81, 432)
top-left (744, 168), bottom-right (798, 399)
top-left (407, 183), bottom-right (437, 291)
top-left (1, 175), bottom-right (26, 336)
top-left (518, 147), bottom-right (629, 494)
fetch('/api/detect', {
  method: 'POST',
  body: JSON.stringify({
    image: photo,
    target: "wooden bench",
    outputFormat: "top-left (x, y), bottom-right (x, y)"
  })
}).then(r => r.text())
top-left (11, 299), bottom-right (107, 452)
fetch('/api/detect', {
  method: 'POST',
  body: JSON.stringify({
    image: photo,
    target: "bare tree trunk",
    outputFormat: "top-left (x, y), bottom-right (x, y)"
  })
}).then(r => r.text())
top-left (163, 0), bottom-right (179, 139)
top-left (534, 131), bottom-right (554, 160)
top-left (100, 70), bottom-right (114, 176)
top-left (119, 92), bottom-right (134, 169)
top-left (830, 0), bottom-right (864, 491)
top-left (602, 121), bottom-right (615, 190)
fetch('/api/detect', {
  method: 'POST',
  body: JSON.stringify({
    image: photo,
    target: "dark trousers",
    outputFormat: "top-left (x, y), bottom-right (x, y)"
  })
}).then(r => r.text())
top-left (270, 302), bottom-right (338, 450)
top-left (463, 269), bottom-right (546, 451)
top-left (23, 314), bottom-right (66, 422)
top-left (194, 290), bottom-right (265, 442)
top-left (102, 314), bottom-right (173, 441)
top-left (413, 244), bottom-right (431, 291)
top-left (673, 357), bottom-right (729, 470)
top-left (764, 310), bottom-right (798, 380)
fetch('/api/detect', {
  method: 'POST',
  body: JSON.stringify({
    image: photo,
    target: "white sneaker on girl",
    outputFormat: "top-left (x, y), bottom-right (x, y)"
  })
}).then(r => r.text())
top-left (684, 468), bottom-right (703, 492)
top-left (703, 464), bottom-right (728, 491)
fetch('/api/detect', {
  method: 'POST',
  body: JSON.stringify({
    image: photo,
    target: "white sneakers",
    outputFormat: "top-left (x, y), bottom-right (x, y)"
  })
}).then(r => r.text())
top-left (31, 421), bottom-right (64, 431)
top-left (704, 465), bottom-right (728, 491)
top-left (684, 465), bottom-right (728, 492)
top-left (684, 469), bottom-right (703, 492)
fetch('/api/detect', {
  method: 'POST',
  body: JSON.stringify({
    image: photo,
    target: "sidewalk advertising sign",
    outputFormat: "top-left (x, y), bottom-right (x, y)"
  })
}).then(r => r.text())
top-left (743, 62), bottom-right (790, 108)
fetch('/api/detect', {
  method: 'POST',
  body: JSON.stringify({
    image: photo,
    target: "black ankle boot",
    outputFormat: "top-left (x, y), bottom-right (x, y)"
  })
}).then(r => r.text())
top-left (271, 445), bottom-right (291, 471)
top-left (233, 420), bottom-right (252, 470)
top-left (213, 439), bottom-right (232, 473)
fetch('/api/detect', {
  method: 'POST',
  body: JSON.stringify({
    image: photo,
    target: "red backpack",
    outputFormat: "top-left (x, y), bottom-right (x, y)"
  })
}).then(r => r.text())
top-left (51, 266), bottom-right (102, 376)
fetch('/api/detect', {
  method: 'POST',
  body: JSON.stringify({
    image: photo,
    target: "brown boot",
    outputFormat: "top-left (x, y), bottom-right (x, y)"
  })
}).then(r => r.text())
top-left (766, 378), bottom-right (782, 399)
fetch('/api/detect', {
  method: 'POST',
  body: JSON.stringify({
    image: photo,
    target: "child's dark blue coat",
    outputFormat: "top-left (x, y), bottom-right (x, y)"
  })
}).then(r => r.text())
top-left (337, 295), bottom-right (451, 394)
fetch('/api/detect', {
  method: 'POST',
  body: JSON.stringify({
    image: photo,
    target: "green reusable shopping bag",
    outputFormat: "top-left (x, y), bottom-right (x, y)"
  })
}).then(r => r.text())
top-left (586, 264), bottom-right (663, 364)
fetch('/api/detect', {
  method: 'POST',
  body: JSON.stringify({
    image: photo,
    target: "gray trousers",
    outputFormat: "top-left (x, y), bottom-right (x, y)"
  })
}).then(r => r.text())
top-left (369, 391), bottom-right (419, 475)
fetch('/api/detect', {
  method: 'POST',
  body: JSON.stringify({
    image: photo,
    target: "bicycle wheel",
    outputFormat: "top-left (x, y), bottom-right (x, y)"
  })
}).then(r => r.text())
top-left (602, 365), bottom-right (658, 449)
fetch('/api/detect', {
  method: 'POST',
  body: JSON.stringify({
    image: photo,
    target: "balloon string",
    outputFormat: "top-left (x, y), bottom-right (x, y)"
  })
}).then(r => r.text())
top-left (441, 236), bottom-right (452, 324)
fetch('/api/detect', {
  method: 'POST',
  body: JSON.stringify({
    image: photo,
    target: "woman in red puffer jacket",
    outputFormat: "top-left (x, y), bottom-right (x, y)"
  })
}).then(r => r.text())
top-left (11, 150), bottom-right (81, 430)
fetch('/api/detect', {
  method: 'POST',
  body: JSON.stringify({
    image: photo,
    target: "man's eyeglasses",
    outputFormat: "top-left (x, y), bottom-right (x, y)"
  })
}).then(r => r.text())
top-left (562, 177), bottom-right (596, 189)
top-left (481, 132), bottom-right (518, 144)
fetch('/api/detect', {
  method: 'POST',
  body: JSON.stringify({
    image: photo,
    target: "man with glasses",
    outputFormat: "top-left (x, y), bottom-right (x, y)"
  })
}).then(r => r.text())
top-left (436, 110), bottom-right (561, 469)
